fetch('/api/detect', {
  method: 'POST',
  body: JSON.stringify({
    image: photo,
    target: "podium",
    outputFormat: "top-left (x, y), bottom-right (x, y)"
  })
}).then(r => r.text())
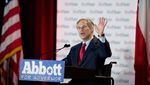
top-left (64, 66), bottom-right (96, 79)
top-left (19, 66), bottom-right (114, 85)
top-left (62, 66), bottom-right (114, 85)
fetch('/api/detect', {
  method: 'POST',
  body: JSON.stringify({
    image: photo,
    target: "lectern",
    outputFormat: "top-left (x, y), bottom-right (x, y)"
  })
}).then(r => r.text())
top-left (62, 65), bottom-right (114, 85)
top-left (19, 63), bottom-right (115, 85)
top-left (64, 66), bottom-right (96, 79)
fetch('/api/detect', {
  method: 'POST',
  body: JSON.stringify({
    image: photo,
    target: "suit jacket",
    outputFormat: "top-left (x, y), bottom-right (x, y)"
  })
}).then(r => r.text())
top-left (63, 36), bottom-right (112, 85)
top-left (63, 36), bottom-right (112, 72)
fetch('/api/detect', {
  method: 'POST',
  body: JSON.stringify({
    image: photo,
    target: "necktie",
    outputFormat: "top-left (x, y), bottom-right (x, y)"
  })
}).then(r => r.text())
top-left (78, 43), bottom-right (86, 64)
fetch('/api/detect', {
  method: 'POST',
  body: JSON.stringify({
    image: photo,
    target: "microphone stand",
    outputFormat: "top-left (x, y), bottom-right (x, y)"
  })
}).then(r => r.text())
top-left (56, 44), bottom-right (70, 52)
top-left (39, 44), bottom-right (70, 60)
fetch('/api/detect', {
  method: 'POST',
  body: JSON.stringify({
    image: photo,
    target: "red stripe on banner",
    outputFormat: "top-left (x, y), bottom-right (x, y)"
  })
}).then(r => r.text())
top-left (1, 22), bottom-right (21, 42)
top-left (3, 6), bottom-right (20, 24)
top-left (0, 38), bottom-right (22, 61)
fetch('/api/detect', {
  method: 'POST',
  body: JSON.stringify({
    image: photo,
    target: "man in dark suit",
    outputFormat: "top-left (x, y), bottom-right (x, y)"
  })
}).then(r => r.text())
top-left (63, 17), bottom-right (112, 85)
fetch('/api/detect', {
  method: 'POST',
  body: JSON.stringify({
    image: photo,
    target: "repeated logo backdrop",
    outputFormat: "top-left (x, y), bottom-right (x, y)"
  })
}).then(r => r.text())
top-left (57, 0), bottom-right (137, 85)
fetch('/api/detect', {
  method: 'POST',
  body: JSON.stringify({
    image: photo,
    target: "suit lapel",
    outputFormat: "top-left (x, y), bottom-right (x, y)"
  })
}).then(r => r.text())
top-left (80, 37), bottom-right (97, 65)
top-left (74, 43), bottom-right (82, 65)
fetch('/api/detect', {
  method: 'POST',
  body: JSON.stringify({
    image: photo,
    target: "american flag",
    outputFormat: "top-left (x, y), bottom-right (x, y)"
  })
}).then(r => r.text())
top-left (0, 0), bottom-right (23, 85)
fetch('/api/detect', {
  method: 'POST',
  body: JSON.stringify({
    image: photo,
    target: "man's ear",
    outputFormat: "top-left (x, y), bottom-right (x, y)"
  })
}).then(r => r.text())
top-left (91, 28), bottom-right (94, 33)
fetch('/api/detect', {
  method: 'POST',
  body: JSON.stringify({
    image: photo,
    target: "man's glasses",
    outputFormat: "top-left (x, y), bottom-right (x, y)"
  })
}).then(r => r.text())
top-left (76, 25), bottom-right (88, 30)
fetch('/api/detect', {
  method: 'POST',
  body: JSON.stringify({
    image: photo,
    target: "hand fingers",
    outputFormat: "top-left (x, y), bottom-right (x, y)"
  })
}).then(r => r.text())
top-left (99, 17), bottom-right (107, 25)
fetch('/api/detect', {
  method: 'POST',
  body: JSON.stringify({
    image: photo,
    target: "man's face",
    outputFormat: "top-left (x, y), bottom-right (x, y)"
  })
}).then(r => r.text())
top-left (76, 20), bottom-right (93, 41)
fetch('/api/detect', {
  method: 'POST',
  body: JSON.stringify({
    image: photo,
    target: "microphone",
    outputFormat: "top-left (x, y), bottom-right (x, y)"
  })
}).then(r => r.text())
top-left (38, 44), bottom-right (70, 59)
top-left (64, 44), bottom-right (70, 48)
top-left (56, 44), bottom-right (71, 52)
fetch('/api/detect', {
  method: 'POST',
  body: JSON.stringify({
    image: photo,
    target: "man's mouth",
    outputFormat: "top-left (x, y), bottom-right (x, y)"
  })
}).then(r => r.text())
top-left (80, 33), bottom-right (85, 35)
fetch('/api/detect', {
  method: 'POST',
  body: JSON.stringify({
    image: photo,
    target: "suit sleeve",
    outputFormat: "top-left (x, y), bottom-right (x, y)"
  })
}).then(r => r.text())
top-left (103, 39), bottom-right (112, 57)
top-left (98, 38), bottom-right (112, 58)
top-left (62, 48), bottom-right (73, 66)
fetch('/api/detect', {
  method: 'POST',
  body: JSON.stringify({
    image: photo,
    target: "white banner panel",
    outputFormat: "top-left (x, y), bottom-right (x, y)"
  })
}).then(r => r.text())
top-left (57, 0), bottom-right (137, 85)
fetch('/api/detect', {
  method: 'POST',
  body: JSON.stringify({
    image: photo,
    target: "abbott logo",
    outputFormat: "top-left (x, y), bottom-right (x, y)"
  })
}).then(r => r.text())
top-left (22, 61), bottom-right (62, 76)
top-left (19, 59), bottom-right (65, 82)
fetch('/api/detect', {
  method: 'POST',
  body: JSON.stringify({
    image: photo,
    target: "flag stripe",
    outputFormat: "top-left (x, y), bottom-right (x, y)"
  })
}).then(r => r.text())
top-left (3, 6), bottom-right (20, 24)
top-left (13, 72), bottom-right (17, 85)
top-left (0, 60), bottom-right (7, 85)
top-left (2, 14), bottom-right (20, 35)
top-left (134, 0), bottom-right (149, 85)
top-left (4, 0), bottom-right (18, 16)
top-left (0, 38), bottom-right (22, 57)
top-left (135, 26), bottom-right (147, 66)
top-left (0, 39), bottom-right (22, 65)
top-left (0, 68), bottom-right (6, 85)
top-left (138, 0), bottom-right (146, 39)
top-left (146, 0), bottom-right (150, 81)
top-left (0, 29), bottom-right (21, 53)
top-left (1, 22), bottom-right (20, 43)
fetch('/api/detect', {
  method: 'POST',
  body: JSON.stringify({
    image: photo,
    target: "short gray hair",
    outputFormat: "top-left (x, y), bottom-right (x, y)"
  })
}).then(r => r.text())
top-left (76, 18), bottom-right (94, 29)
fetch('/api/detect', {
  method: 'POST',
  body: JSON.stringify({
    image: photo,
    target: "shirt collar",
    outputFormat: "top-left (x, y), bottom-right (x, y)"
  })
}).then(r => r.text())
top-left (82, 36), bottom-right (93, 49)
